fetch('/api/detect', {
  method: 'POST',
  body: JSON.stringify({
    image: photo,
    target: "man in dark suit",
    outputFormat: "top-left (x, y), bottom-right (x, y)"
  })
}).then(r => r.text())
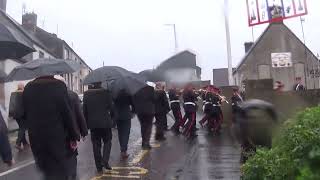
top-left (114, 90), bottom-right (133, 159)
top-left (67, 89), bottom-right (88, 180)
top-left (154, 83), bottom-right (170, 141)
top-left (9, 83), bottom-right (29, 150)
top-left (23, 76), bottom-right (80, 180)
top-left (83, 83), bottom-right (114, 173)
top-left (132, 86), bottom-right (155, 150)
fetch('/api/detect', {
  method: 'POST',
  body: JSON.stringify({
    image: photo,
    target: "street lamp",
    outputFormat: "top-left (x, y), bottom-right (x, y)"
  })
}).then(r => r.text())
top-left (164, 24), bottom-right (178, 53)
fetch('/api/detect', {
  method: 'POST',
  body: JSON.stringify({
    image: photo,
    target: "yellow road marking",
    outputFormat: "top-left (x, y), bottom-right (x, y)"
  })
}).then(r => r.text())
top-left (100, 174), bottom-right (140, 179)
top-left (129, 150), bottom-right (149, 165)
top-left (91, 167), bottom-right (148, 179)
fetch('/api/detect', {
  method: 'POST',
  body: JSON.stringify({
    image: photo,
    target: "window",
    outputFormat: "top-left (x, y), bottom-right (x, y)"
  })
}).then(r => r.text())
top-left (258, 64), bottom-right (271, 79)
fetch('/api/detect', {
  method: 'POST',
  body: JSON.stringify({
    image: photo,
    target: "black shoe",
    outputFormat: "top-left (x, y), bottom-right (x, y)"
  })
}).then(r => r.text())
top-left (104, 164), bottom-right (112, 170)
top-left (142, 144), bottom-right (152, 150)
top-left (97, 168), bottom-right (103, 175)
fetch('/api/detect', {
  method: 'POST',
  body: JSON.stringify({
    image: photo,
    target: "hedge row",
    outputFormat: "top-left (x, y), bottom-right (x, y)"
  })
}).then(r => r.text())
top-left (242, 107), bottom-right (320, 180)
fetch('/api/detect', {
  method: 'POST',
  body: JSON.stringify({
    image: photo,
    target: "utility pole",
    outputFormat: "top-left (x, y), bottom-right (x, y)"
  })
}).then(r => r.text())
top-left (224, 0), bottom-right (233, 85)
top-left (164, 24), bottom-right (178, 53)
top-left (300, 17), bottom-right (314, 89)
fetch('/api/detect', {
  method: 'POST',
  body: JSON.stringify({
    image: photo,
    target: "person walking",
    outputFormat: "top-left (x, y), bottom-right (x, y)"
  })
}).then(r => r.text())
top-left (168, 87), bottom-right (182, 134)
top-left (114, 89), bottom-right (133, 159)
top-left (9, 83), bottom-right (29, 151)
top-left (83, 83), bottom-right (114, 173)
top-left (154, 83), bottom-right (170, 141)
top-left (182, 84), bottom-right (198, 138)
top-left (199, 86), bottom-right (214, 129)
top-left (132, 86), bottom-right (155, 150)
top-left (0, 109), bottom-right (14, 166)
top-left (231, 87), bottom-right (243, 124)
top-left (23, 76), bottom-right (80, 180)
top-left (67, 89), bottom-right (88, 180)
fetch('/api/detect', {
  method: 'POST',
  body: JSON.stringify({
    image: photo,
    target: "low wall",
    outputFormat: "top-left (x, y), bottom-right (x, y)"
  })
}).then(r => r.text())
top-left (245, 79), bottom-right (320, 121)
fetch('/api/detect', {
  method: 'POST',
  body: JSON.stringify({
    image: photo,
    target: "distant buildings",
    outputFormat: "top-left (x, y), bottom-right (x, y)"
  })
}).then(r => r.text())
top-left (233, 22), bottom-right (319, 91)
top-left (140, 50), bottom-right (203, 84)
top-left (0, 2), bottom-right (91, 124)
top-left (139, 50), bottom-right (210, 88)
top-left (0, 9), bottom-right (56, 116)
top-left (212, 68), bottom-right (235, 87)
top-left (21, 12), bottom-right (91, 93)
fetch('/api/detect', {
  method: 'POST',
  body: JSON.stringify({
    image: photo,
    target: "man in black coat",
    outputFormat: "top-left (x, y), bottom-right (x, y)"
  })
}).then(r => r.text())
top-left (154, 84), bottom-right (170, 141)
top-left (114, 90), bottom-right (133, 159)
top-left (0, 110), bottom-right (13, 166)
top-left (132, 86), bottom-right (155, 150)
top-left (9, 83), bottom-right (29, 150)
top-left (23, 76), bottom-right (80, 180)
top-left (83, 83), bottom-right (114, 173)
top-left (67, 89), bottom-right (88, 180)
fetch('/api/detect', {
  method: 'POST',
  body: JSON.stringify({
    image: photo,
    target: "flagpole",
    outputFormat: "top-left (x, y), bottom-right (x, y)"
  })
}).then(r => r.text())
top-left (224, 0), bottom-right (233, 85)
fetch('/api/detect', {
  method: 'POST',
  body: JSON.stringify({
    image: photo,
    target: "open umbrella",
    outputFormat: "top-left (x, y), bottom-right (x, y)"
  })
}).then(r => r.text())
top-left (5, 58), bottom-right (80, 82)
top-left (0, 69), bottom-right (7, 83)
top-left (83, 66), bottom-right (148, 97)
top-left (0, 24), bottom-right (35, 60)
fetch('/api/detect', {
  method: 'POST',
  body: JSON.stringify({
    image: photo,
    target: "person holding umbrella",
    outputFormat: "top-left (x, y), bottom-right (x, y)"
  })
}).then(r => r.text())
top-left (83, 82), bottom-right (114, 173)
top-left (7, 58), bottom-right (81, 180)
top-left (83, 66), bottom-right (153, 150)
top-left (9, 83), bottom-right (29, 151)
top-left (113, 89), bottom-right (133, 159)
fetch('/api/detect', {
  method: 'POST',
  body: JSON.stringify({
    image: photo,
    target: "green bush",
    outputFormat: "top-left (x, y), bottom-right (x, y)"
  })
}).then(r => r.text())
top-left (242, 107), bottom-right (320, 180)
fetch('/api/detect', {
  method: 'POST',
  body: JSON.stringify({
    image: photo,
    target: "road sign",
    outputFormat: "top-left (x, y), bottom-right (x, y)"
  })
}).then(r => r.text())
top-left (247, 0), bottom-right (308, 26)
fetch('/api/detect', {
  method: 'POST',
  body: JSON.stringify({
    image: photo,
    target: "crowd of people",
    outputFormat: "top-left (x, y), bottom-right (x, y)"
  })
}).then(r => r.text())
top-left (0, 75), bottom-right (249, 180)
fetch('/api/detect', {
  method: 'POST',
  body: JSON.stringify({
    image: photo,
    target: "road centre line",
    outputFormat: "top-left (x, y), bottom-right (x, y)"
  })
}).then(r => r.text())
top-left (0, 160), bottom-right (35, 177)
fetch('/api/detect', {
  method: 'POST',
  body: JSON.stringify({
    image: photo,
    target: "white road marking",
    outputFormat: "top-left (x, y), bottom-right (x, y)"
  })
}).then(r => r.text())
top-left (0, 160), bottom-right (35, 177)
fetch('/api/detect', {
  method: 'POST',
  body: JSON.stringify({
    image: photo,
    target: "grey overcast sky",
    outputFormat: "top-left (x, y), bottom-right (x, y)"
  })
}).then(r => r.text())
top-left (6, 0), bottom-right (320, 81)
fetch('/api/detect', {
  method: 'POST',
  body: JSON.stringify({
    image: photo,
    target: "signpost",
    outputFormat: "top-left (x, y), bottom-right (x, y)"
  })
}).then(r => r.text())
top-left (247, 0), bottom-right (308, 26)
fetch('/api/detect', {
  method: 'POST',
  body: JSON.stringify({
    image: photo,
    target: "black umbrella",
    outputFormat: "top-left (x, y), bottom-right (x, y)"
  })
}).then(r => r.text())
top-left (0, 69), bottom-right (7, 83)
top-left (83, 66), bottom-right (148, 97)
top-left (6, 58), bottom-right (80, 82)
top-left (0, 23), bottom-right (35, 60)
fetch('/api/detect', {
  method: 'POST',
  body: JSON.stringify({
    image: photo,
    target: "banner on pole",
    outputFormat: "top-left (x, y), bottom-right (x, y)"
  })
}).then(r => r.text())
top-left (247, 0), bottom-right (308, 26)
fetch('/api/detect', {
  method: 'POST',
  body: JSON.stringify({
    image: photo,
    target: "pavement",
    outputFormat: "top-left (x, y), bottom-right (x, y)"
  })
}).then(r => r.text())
top-left (0, 113), bottom-right (241, 180)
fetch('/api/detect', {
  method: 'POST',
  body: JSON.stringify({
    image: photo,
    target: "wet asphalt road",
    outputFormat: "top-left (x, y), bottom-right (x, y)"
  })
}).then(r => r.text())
top-left (0, 113), bottom-right (241, 180)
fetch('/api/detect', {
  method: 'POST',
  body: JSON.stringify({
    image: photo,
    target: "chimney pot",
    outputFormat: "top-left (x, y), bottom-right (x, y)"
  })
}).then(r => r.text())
top-left (0, 0), bottom-right (6, 12)
top-left (22, 12), bottom-right (38, 32)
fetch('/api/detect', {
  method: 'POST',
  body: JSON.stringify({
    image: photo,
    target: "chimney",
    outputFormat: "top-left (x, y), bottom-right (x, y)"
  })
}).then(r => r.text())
top-left (0, 0), bottom-right (6, 12)
top-left (244, 42), bottom-right (254, 54)
top-left (22, 12), bottom-right (38, 32)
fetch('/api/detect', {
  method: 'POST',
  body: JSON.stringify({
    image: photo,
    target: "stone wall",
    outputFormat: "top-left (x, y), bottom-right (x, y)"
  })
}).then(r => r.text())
top-left (245, 79), bottom-right (320, 121)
